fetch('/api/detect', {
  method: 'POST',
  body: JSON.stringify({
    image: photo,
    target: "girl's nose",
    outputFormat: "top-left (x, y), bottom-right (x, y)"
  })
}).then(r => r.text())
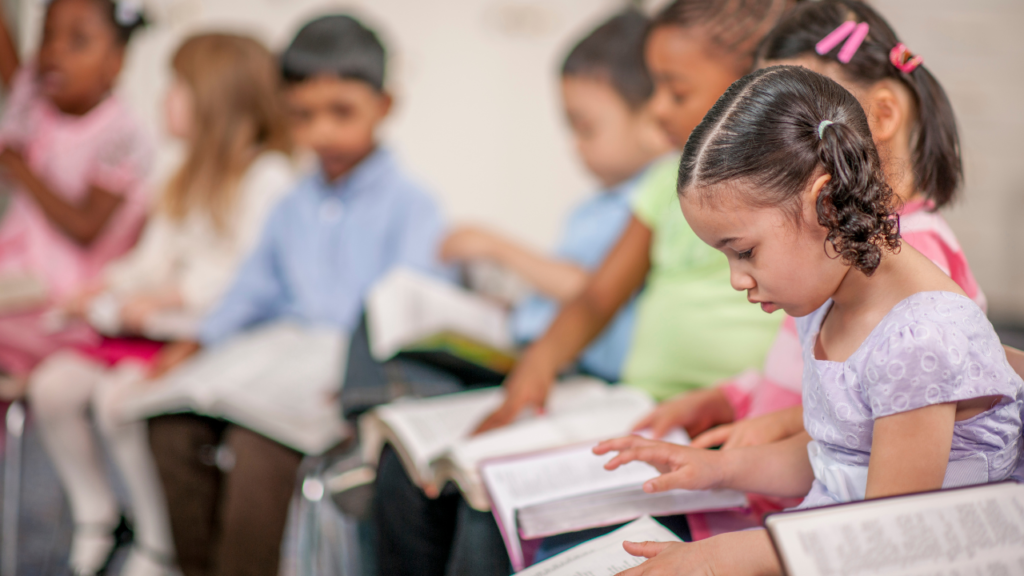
top-left (730, 268), bottom-right (756, 292)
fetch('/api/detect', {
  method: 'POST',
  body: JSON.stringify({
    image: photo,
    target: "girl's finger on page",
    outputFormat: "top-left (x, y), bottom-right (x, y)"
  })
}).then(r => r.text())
top-left (691, 424), bottom-right (732, 449)
top-left (593, 435), bottom-right (650, 455)
top-left (650, 414), bottom-right (676, 439)
top-left (623, 541), bottom-right (670, 559)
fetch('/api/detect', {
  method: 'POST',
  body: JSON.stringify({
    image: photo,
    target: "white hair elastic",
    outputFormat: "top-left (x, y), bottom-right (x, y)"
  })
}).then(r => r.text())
top-left (817, 120), bottom-right (835, 139)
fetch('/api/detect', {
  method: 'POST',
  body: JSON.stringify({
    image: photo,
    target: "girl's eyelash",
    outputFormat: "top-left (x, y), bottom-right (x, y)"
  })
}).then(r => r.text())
top-left (737, 249), bottom-right (754, 261)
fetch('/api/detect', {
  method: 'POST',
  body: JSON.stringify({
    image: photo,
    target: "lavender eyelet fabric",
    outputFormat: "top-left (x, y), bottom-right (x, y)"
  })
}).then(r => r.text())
top-left (795, 291), bottom-right (1024, 508)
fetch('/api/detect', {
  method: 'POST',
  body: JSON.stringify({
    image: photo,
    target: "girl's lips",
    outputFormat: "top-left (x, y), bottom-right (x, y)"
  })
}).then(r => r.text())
top-left (760, 302), bottom-right (779, 313)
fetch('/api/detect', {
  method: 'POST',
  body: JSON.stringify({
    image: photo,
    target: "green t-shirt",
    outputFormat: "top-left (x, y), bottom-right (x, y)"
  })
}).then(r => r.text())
top-left (621, 157), bottom-right (781, 400)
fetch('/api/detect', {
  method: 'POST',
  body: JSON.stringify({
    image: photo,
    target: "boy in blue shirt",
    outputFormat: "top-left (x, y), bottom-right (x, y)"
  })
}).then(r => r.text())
top-left (147, 15), bottom-right (446, 576)
top-left (440, 9), bottom-right (670, 383)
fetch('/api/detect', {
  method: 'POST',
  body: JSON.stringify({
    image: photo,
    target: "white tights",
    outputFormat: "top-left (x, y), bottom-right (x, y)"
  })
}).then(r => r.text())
top-left (29, 351), bottom-right (174, 576)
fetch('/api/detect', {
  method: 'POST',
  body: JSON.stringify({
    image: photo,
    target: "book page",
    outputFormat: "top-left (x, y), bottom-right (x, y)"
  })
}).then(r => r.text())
top-left (121, 322), bottom-right (348, 454)
top-left (515, 516), bottom-right (681, 576)
top-left (484, 429), bottom-right (687, 569)
top-left (364, 377), bottom-right (611, 481)
top-left (450, 384), bottom-right (656, 473)
top-left (366, 267), bottom-right (513, 361)
top-left (767, 482), bottom-right (1024, 576)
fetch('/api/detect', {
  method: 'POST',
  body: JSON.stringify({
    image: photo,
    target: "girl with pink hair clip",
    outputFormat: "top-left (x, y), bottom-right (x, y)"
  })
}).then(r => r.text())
top-left (629, 0), bottom-right (1015, 543)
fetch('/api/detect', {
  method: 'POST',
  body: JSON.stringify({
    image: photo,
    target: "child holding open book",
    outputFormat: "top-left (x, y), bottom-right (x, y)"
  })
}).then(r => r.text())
top-left (441, 9), bottom-right (670, 382)
top-left (27, 33), bottom-right (293, 576)
top-left (595, 64), bottom-right (1024, 575)
top-left (630, 0), bottom-right (998, 539)
top-left (145, 15), bottom-right (447, 576)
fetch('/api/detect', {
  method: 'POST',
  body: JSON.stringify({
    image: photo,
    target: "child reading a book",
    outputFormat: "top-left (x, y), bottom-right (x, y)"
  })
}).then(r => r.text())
top-left (27, 33), bottom-right (294, 576)
top-left (0, 0), bottom-right (152, 395)
top-left (594, 64), bottom-right (1024, 575)
top-left (145, 15), bottom-right (447, 576)
top-left (440, 9), bottom-right (670, 382)
top-left (375, 2), bottom-right (793, 574)
top-left (630, 0), bottom-right (997, 539)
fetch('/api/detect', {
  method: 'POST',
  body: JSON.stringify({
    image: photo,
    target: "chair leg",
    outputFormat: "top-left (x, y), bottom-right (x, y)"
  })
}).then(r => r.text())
top-left (2, 401), bottom-right (26, 576)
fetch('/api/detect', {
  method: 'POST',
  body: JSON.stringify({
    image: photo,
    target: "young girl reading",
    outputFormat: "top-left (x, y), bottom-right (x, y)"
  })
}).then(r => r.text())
top-left (28, 33), bottom-right (293, 576)
top-left (595, 65), bottom-right (1024, 575)
top-left (0, 0), bottom-right (152, 393)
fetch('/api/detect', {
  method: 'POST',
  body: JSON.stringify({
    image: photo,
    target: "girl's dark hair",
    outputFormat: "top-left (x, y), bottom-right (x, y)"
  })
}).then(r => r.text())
top-left (757, 0), bottom-right (961, 208)
top-left (562, 9), bottom-right (652, 110)
top-left (49, 0), bottom-right (148, 45)
top-left (678, 65), bottom-right (900, 274)
top-left (650, 0), bottom-right (796, 72)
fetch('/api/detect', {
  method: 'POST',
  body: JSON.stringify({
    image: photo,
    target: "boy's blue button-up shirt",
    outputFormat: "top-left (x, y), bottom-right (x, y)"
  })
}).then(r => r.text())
top-left (509, 170), bottom-right (645, 382)
top-left (199, 148), bottom-right (445, 346)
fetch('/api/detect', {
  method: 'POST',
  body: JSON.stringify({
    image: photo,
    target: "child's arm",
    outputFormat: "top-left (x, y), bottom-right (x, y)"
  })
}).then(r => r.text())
top-left (474, 217), bottom-right (652, 433)
top-left (691, 405), bottom-right (805, 449)
top-left (0, 149), bottom-right (123, 245)
top-left (865, 402), bottom-right (956, 499)
top-left (442, 226), bottom-right (588, 302)
top-left (594, 431), bottom-right (816, 498)
top-left (0, 5), bottom-right (19, 88)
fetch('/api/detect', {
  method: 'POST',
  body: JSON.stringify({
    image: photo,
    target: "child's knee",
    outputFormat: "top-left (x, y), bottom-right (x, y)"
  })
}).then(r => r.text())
top-left (27, 351), bottom-right (101, 421)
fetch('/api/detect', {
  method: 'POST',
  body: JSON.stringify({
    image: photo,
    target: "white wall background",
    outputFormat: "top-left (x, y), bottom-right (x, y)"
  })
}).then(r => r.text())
top-left (11, 0), bottom-right (1024, 322)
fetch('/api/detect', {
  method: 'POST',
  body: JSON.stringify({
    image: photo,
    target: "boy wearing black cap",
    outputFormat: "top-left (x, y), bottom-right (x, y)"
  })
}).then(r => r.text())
top-left (147, 15), bottom-right (447, 576)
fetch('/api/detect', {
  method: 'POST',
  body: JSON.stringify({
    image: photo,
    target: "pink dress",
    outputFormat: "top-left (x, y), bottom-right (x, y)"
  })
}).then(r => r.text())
top-left (687, 199), bottom-right (987, 539)
top-left (0, 65), bottom-right (153, 377)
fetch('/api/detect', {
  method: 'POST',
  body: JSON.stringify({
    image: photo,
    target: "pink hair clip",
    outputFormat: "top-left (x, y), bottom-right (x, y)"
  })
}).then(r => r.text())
top-left (889, 43), bottom-right (923, 73)
top-left (815, 21), bottom-right (870, 64)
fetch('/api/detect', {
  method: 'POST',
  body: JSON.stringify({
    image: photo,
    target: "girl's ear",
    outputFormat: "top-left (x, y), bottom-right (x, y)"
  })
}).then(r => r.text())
top-left (862, 81), bottom-right (905, 145)
top-left (803, 172), bottom-right (832, 225)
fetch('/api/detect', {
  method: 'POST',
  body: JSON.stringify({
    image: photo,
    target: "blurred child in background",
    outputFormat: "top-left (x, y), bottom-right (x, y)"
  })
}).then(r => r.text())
top-left (374, 2), bottom-right (792, 574)
top-left (146, 15), bottom-right (447, 576)
top-left (441, 9), bottom-right (670, 383)
top-left (28, 33), bottom-right (294, 576)
top-left (596, 64), bottom-right (1023, 575)
top-left (0, 0), bottom-right (151, 396)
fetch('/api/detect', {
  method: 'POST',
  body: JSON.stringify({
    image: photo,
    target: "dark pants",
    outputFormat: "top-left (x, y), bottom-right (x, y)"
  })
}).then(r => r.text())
top-left (374, 446), bottom-right (511, 576)
top-left (148, 414), bottom-right (302, 576)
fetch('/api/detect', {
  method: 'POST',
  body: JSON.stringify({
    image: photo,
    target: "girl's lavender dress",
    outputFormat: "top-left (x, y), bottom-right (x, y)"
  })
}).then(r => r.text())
top-left (796, 291), bottom-right (1024, 508)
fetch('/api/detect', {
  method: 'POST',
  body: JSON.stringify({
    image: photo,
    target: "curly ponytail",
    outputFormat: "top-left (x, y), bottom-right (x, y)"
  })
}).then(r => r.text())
top-left (677, 65), bottom-right (900, 274)
top-left (815, 122), bottom-right (900, 273)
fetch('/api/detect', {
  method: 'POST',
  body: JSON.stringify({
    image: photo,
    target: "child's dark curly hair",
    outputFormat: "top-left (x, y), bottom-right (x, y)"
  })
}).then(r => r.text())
top-left (677, 65), bottom-right (900, 274)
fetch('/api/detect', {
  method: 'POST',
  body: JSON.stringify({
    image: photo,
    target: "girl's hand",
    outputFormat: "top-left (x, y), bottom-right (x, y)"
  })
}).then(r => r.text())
top-left (120, 289), bottom-right (183, 333)
top-left (691, 406), bottom-right (804, 450)
top-left (632, 388), bottom-right (734, 439)
top-left (440, 226), bottom-right (501, 263)
top-left (149, 341), bottom-right (201, 380)
top-left (593, 435), bottom-right (730, 493)
top-left (617, 530), bottom-right (781, 576)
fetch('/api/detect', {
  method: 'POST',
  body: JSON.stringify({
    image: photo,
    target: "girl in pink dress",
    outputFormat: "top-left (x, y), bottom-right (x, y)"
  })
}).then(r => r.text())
top-left (629, 0), bottom-right (995, 539)
top-left (0, 0), bottom-right (151, 392)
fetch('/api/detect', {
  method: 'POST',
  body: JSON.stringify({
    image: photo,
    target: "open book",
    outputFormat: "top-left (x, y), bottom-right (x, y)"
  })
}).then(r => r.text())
top-left (365, 268), bottom-right (517, 379)
top-left (514, 516), bottom-right (681, 576)
top-left (483, 432), bottom-right (749, 570)
top-left (120, 322), bottom-right (348, 455)
top-left (359, 378), bottom-right (655, 511)
top-left (765, 481), bottom-right (1024, 576)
